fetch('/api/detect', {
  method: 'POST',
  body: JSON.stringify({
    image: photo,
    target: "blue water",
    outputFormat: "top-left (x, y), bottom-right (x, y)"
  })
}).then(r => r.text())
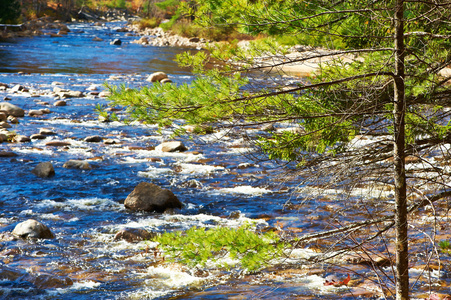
top-left (0, 22), bottom-right (188, 74)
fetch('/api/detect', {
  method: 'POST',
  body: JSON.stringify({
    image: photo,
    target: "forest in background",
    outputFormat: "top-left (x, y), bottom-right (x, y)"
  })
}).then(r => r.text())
top-left (0, 0), bottom-right (177, 22)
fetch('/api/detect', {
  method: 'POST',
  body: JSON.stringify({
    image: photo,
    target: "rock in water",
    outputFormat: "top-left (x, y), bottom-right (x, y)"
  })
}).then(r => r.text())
top-left (32, 162), bottom-right (55, 178)
top-left (124, 182), bottom-right (182, 213)
top-left (114, 228), bottom-right (155, 243)
top-left (12, 135), bottom-right (31, 143)
top-left (12, 219), bottom-right (55, 239)
top-left (0, 102), bottom-right (24, 117)
top-left (156, 141), bottom-right (187, 152)
top-left (63, 160), bottom-right (91, 170)
top-left (84, 135), bottom-right (102, 143)
top-left (111, 38), bottom-right (121, 45)
top-left (146, 72), bottom-right (168, 83)
top-left (22, 273), bottom-right (73, 289)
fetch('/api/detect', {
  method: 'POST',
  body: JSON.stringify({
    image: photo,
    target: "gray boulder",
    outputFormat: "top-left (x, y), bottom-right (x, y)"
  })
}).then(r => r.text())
top-left (124, 182), bottom-right (182, 213)
top-left (0, 102), bottom-right (24, 117)
top-left (32, 162), bottom-right (55, 178)
top-left (12, 219), bottom-right (55, 239)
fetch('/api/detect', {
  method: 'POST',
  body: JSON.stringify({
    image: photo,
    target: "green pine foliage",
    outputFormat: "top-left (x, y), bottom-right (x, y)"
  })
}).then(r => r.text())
top-left (105, 1), bottom-right (451, 165)
top-left (0, 0), bottom-right (21, 24)
top-left (153, 225), bottom-right (286, 272)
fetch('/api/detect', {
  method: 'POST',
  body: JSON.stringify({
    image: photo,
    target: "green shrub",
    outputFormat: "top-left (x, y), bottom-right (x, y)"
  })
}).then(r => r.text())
top-left (135, 17), bottom-right (161, 30)
top-left (439, 240), bottom-right (451, 254)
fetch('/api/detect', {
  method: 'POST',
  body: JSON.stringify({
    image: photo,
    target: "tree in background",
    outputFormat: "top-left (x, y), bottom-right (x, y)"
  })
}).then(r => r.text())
top-left (107, 1), bottom-right (451, 298)
top-left (0, 0), bottom-right (21, 23)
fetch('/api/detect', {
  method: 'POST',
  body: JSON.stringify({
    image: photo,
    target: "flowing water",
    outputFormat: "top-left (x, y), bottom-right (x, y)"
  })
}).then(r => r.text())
top-left (0, 21), bottom-right (450, 299)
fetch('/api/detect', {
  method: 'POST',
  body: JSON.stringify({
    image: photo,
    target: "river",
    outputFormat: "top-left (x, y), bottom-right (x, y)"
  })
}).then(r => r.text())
top-left (0, 21), bottom-right (449, 299)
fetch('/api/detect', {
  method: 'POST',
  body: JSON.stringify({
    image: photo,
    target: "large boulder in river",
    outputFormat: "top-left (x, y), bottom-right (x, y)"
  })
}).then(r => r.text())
top-left (124, 182), bottom-right (182, 213)
top-left (156, 141), bottom-right (187, 152)
top-left (0, 102), bottom-right (24, 117)
top-left (146, 72), bottom-right (168, 83)
top-left (12, 219), bottom-right (55, 239)
top-left (32, 162), bottom-right (55, 178)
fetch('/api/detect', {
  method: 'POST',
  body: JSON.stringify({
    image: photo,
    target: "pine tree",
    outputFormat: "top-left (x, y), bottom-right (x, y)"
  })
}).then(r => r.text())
top-left (107, 1), bottom-right (451, 298)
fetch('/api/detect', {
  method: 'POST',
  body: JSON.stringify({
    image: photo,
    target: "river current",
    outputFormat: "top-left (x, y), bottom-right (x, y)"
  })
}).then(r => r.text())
top-left (0, 21), bottom-right (449, 299)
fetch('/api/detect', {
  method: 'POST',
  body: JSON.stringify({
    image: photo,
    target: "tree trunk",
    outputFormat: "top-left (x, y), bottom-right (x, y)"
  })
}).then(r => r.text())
top-left (394, 1), bottom-right (409, 299)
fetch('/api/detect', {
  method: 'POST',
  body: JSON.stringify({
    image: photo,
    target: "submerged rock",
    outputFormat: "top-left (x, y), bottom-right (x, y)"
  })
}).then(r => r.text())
top-left (12, 219), bottom-right (55, 239)
top-left (32, 162), bottom-right (55, 178)
top-left (0, 102), bottom-right (25, 117)
top-left (0, 264), bottom-right (23, 281)
top-left (23, 273), bottom-right (73, 289)
top-left (63, 160), bottom-right (92, 170)
top-left (124, 182), bottom-right (182, 213)
top-left (0, 151), bottom-right (17, 157)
